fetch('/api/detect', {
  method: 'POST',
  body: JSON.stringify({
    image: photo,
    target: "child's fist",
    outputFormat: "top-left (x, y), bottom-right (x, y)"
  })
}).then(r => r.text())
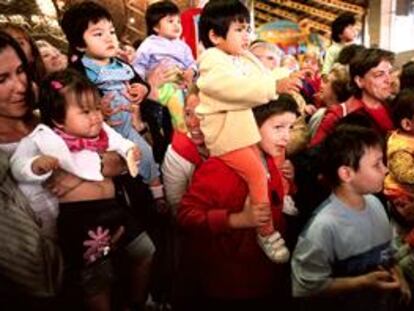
top-left (32, 155), bottom-right (59, 175)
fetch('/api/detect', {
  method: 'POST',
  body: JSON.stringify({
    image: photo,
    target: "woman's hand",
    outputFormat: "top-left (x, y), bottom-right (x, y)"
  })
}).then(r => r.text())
top-left (100, 151), bottom-right (127, 177)
top-left (146, 64), bottom-right (180, 100)
top-left (44, 169), bottom-right (83, 197)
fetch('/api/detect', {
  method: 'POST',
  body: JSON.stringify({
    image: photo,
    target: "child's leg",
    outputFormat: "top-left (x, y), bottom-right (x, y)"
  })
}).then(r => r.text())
top-left (220, 146), bottom-right (289, 263)
top-left (220, 145), bottom-right (269, 206)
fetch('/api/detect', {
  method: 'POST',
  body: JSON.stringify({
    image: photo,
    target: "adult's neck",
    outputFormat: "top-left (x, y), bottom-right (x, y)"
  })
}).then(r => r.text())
top-left (333, 185), bottom-right (365, 211)
top-left (360, 93), bottom-right (383, 109)
top-left (0, 115), bottom-right (36, 143)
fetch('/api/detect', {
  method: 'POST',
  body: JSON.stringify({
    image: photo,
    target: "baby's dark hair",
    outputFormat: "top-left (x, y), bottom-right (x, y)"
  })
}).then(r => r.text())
top-left (146, 0), bottom-right (180, 36)
top-left (331, 13), bottom-right (356, 43)
top-left (391, 88), bottom-right (414, 130)
top-left (253, 94), bottom-right (299, 127)
top-left (39, 69), bottom-right (101, 127)
top-left (400, 61), bottom-right (414, 91)
top-left (60, 1), bottom-right (112, 53)
top-left (320, 124), bottom-right (384, 188)
top-left (199, 0), bottom-right (250, 49)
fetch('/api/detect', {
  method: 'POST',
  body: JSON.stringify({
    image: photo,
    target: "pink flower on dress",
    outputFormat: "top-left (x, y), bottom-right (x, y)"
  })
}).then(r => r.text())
top-left (83, 226), bottom-right (111, 264)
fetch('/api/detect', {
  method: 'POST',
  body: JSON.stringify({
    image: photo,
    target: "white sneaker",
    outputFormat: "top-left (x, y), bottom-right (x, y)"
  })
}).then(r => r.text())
top-left (257, 231), bottom-right (290, 263)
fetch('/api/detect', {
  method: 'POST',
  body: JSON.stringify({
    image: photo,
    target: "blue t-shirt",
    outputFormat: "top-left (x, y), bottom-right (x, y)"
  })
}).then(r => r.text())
top-left (291, 193), bottom-right (395, 310)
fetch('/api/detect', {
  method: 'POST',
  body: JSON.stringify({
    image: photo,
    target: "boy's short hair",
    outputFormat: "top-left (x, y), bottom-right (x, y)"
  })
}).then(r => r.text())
top-left (399, 61), bottom-right (414, 91)
top-left (199, 0), bottom-right (250, 49)
top-left (60, 1), bottom-right (112, 52)
top-left (349, 48), bottom-right (394, 98)
top-left (391, 88), bottom-right (414, 129)
top-left (253, 94), bottom-right (299, 127)
top-left (331, 13), bottom-right (356, 43)
top-left (320, 125), bottom-right (384, 188)
top-left (145, 0), bottom-right (180, 36)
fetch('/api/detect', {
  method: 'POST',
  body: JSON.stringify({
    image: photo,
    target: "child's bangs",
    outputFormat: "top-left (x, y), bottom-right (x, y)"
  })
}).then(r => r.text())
top-left (71, 82), bottom-right (101, 111)
top-left (233, 13), bottom-right (250, 25)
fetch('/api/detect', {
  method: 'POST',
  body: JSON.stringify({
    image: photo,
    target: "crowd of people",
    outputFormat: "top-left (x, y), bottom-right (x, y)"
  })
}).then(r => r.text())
top-left (1, 0), bottom-right (414, 311)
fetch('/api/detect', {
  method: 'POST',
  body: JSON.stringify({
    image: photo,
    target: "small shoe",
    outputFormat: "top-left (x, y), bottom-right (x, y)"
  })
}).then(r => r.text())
top-left (257, 231), bottom-right (290, 263)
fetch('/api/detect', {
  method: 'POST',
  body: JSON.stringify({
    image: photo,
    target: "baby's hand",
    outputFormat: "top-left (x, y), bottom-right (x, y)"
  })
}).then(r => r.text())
top-left (126, 146), bottom-right (141, 177)
top-left (182, 68), bottom-right (195, 86)
top-left (32, 155), bottom-right (59, 175)
top-left (124, 82), bottom-right (148, 105)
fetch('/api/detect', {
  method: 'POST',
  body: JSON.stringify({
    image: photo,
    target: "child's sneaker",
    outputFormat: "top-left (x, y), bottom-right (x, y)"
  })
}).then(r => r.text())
top-left (257, 231), bottom-right (290, 263)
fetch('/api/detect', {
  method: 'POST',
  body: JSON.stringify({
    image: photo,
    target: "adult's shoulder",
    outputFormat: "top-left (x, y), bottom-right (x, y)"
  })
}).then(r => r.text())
top-left (191, 157), bottom-right (244, 190)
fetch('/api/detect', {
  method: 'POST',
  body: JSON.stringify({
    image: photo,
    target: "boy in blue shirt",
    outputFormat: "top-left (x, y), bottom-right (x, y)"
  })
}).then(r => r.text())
top-left (291, 125), bottom-right (411, 310)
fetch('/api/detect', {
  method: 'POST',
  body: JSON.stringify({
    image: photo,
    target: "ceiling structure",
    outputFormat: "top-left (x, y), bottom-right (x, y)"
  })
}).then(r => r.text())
top-left (255, 0), bottom-right (368, 38)
top-left (0, 0), bottom-right (368, 51)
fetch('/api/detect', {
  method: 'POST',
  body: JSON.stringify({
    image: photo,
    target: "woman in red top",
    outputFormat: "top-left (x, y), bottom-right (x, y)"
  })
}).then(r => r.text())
top-left (176, 95), bottom-right (299, 310)
top-left (311, 48), bottom-right (395, 146)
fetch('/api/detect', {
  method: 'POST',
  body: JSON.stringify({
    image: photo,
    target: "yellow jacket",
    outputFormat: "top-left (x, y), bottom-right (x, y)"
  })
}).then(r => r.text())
top-left (196, 48), bottom-right (277, 156)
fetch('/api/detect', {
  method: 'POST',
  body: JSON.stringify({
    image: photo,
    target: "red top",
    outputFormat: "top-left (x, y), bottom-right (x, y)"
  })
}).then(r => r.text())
top-left (310, 97), bottom-right (393, 147)
top-left (171, 130), bottom-right (203, 167)
top-left (178, 156), bottom-right (287, 299)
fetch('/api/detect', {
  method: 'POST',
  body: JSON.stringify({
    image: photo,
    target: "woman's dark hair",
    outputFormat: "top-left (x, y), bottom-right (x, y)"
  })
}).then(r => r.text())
top-left (399, 61), bottom-right (414, 91)
top-left (60, 1), bottom-right (113, 53)
top-left (391, 88), bottom-right (414, 129)
top-left (199, 0), bottom-right (250, 49)
top-left (331, 13), bottom-right (356, 43)
top-left (1, 23), bottom-right (46, 85)
top-left (145, 0), bottom-right (180, 36)
top-left (39, 69), bottom-right (101, 127)
top-left (253, 94), bottom-right (300, 127)
top-left (0, 30), bottom-right (35, 119)
top-left (320, 124), bottom-right (384, 188)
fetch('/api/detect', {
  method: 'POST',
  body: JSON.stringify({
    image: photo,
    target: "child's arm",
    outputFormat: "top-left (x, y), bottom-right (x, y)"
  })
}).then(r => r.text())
top-left (10, 136), bottom-right (57, 183)
top-left (182, 41), bottom-right (197, 82)
top-left (197, 50), bottom-right (277, 109)
top-left (132, 41), bottom-right (152, 79)
top-left (292, 233), bottom-right (402, 298)
top-left (318, 270), bottom-right (401, 296)
top-left (388, 150), bottom-right (414, 184)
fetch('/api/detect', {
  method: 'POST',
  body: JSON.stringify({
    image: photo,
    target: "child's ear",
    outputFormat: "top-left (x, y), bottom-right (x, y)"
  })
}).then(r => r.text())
top-left (338, 165), bottom-right (353, 183)
top-left (208, 29), bottom-right (222, 46)
top-left (401, 118), bottom-right (413, 132)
